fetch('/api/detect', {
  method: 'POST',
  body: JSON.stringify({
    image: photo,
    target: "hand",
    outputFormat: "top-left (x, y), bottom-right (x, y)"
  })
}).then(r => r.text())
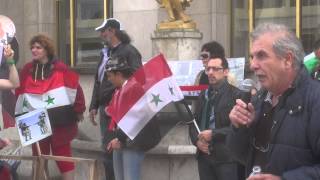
top-left (247, 174), bottom-right (281, 180)
top-left (89, 109), bottom-right (98, 126)
top-left (0, 138), bottom-right (11, 150)
top-left (196, 139), bottom-right (209, 154)
top-left (229, 99), bottom-right (255, 128)
top-left (77, 113), bottom-right (84, 122)
top-left (3, 45), bottom-right (14, 60)
top-left (198, 130), bottom-right (212, 142)
top-left (106, 138), bottom-right (121, 152)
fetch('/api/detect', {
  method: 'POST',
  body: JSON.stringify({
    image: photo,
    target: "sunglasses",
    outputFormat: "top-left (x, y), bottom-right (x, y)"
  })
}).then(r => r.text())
top-left (199, 52), bottom-right (210, 60)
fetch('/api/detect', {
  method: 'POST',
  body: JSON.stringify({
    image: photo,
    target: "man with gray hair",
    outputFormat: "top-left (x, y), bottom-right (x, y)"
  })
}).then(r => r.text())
top-left (227, 22), bottom-right (320, 180)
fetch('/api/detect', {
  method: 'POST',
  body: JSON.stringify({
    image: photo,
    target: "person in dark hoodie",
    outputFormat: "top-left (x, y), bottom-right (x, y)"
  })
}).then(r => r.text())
top-left (15, 34), bottom-right (85, 180)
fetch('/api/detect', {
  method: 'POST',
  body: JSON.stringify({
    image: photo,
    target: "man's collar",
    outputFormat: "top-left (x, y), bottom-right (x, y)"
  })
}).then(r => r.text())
top-left (264, 65), bottom-right (307, 103)
top-left (112, 42), bottom-right (121, 49)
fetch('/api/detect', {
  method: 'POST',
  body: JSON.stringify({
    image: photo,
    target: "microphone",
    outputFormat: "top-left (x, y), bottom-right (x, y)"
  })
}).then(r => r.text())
top-left (239, 79), bottom-right (255, 104)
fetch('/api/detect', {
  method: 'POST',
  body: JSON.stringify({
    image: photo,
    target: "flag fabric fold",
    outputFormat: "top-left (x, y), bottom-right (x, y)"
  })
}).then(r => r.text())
top-left (107, 54), bottom-right (184, 140)
top-left (15, 69), bottom-right (78, 115)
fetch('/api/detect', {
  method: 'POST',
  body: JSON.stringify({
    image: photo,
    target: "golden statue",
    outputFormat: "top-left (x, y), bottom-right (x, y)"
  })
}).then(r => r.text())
top-left (156, 0), bottom-right (196, 30)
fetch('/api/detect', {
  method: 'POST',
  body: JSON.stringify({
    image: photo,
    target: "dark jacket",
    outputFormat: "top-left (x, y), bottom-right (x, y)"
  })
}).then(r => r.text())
top-left (89, 50), bottom-right (114, 110)
top-left (189, 79), bottom-right (242, 162)
top-left (227, 67), bottom-right (320, 179)
top-left (89, 43), bottom-right (142, 111)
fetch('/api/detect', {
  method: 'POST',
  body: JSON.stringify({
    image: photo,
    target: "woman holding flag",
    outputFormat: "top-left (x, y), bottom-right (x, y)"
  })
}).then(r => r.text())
top-left (15, 34), bottom-right (85, 180)
top-left (104, 55), bottom-right (161, 180)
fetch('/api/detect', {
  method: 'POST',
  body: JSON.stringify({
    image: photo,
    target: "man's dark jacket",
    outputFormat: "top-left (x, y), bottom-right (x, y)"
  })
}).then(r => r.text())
top-left (189, 79), bottom-right (242, 162)
top-left (227, 67), bottom-right (320, 179)
top-left (89, 43), bottom-right (142, 111)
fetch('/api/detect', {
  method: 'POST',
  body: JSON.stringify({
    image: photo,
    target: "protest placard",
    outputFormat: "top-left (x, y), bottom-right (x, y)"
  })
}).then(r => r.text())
top-left (16, 109), bottom-right (52, 147)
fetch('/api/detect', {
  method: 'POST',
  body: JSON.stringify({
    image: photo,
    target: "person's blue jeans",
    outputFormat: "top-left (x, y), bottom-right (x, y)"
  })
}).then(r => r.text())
top-left (99, 106), bottom-right (115, 180)
top-left (113, 148), bottom-right (145, 180)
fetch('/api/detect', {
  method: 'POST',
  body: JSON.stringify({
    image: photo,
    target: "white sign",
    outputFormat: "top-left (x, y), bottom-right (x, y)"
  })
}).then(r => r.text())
top-left (16, 109), bottom-right (52, 147)
top-left (228, 57), bottom-right (246, 87)
top-left (167, 57), bottom-right (246, 87)
top-left (168, 60), bottom-right (204, 86)
top-left (0, 15), bottom-right (16, 45)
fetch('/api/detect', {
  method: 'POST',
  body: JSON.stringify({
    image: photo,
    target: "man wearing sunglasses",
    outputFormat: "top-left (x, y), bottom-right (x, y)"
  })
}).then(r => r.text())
top-left (190, 56), bottom-right (244, 180)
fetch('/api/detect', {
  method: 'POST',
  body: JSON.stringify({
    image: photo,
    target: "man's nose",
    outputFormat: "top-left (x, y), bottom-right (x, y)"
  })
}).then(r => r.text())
top-left (250, 59), bottom-right (259, 71)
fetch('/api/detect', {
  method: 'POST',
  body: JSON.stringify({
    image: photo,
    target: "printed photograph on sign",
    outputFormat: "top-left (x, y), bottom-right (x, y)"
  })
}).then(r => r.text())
top-left (16, 109), bottom-right (52, 147)
top-left (0, 15), bottom-right (16, 45)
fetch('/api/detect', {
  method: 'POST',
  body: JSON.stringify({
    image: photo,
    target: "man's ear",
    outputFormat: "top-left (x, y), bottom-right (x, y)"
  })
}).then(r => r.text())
top-left (284, 51), bottom-right (294, 68)
top-left (315, 49), bottom-right (320, 58)
top-left (223, 68), bottom-right (229, 76)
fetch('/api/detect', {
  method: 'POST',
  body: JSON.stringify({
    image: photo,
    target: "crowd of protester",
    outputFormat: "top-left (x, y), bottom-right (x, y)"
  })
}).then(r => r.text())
top-left (2, 18), bottom-right (320, 180)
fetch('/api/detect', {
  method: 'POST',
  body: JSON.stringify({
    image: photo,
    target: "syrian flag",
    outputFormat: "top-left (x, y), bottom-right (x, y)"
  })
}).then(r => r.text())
top-left (107, 54), bottom-right (184, 140)
top-left (15, 62), bottom-right (79, 125)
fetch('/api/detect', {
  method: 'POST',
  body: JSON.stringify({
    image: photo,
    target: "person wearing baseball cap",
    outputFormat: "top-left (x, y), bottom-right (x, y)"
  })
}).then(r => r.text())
top-left (89, 18), bottom-right (142, 180)
top-left (104, 54), bottom-right (160, 180)
top-left (95, 18), bottom-right (122, 31)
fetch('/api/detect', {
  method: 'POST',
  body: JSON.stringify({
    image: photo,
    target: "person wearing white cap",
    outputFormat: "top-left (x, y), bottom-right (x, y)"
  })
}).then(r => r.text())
top-left (89, 18), bottom-right (142, 180)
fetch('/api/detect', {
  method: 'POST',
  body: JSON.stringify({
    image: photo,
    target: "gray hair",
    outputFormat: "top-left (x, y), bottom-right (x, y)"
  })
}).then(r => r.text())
top-left (250, 23), bottom-right (305, 71)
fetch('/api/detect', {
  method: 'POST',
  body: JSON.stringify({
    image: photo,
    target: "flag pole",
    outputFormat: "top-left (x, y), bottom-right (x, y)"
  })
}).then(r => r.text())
top-left (192, 118), bottom-right (200, 134)
top-left (179, 99), bottom-right (200, 134)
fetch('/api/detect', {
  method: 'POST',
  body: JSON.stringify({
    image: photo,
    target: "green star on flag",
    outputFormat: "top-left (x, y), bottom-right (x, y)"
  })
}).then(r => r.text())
top-left (45, 95), bottom-right (55, 105)
top-left (169, 85), bottom-right (174, 95)
top-left (150, 93), bottom-right (163, 106)
top-left (23, 98), bottom-right (29, 108)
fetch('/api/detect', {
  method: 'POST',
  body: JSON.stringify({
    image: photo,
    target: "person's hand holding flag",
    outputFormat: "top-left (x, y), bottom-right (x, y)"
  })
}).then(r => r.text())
top-left (106, 54), bottom-right (184, 140)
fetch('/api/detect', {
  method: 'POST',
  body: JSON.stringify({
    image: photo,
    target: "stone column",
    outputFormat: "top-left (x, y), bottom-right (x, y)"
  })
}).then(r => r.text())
top-left (151, 29), bottom-right (202, 60)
